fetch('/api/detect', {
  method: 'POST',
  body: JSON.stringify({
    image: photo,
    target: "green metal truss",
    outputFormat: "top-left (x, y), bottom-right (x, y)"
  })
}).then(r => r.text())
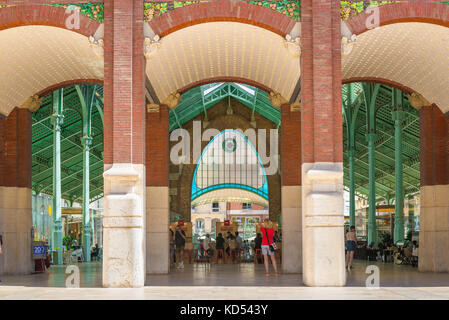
top-left (32, 85), bottom-right (104, 204)
top-left (169, 82), bottom-right (281, 132)
top-left (342, 82), bottom-right (420, 202)
top-left (30, 81), bottom-right (420, 213)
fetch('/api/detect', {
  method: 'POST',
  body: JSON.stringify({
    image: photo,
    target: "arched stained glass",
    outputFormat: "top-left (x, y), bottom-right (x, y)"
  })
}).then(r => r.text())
top-left (191, 130), bottom-right (269, 201)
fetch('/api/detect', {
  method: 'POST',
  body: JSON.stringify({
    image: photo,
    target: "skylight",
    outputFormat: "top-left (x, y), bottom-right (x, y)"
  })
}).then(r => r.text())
top-left (203, 83), bottom-right (224, 96)
top-left (234, 83), bottom-right (255, 96)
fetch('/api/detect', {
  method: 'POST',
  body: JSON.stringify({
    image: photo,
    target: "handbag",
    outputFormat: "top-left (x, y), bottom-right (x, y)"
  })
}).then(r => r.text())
top-left (263, 227), bottom-right (277, 252)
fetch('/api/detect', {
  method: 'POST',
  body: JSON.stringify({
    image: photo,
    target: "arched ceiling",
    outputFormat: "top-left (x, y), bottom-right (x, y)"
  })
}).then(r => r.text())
top-left (146, 21), bottom-right (300, 103)
top-left (0, 25), bottom-right (103, 116)
top-left (343, 22), bottom-right (449, 113)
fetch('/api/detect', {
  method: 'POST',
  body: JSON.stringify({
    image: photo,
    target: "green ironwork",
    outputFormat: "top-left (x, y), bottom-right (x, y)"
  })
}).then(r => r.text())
top-left (392, 88), bottom-right (405, 243)
top-left (32, 86), bottom-right (104, 205)
top-left (342, 82), bottom-right (420, 244)
top-left (51, 89), bottom-right (64, 265)
top-left (75, 85), bottom-right (100, 262)
top-left (343, 82), bottom-right (360, 227)
top-left (364, 83), bottom-right (380, 246)
top-left (169, 82), bottom-right (280, 132)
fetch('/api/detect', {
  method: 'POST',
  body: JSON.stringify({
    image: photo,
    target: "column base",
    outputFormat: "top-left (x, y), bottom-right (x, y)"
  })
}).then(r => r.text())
top-left (102, 164), bottom-right (146, 288)
top-left (0, 187), bottom-right (33, 275)
top-left (146, 186), bottom-right (169, 274)
top-left (419, 186), bottom-right (449, 273)
top-left (302, 163), bottom-right (346, 286)
top-left (281, 186), bottom-right (302, 273)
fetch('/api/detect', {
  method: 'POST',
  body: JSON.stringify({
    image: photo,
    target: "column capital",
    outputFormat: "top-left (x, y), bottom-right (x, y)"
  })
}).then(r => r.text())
top-left (18, 95), bottom-right (43, 113)
top-left (88, 36), bottom-right (104, 58)
top-left (290, 101), bottom-right (301, 112)
top-left (269, 91), bottom-right (288, 108)
top-left (161, 91), bottom-right (182, 109)
top-left (144, 35), bottom-right (161, 60)
top-left (80, 136), bottom-right (93, 147)
top-left (407, 92), bottom-right (430, 110)
top-left (146, 103), bottom-right (160, 113)
top-left (50, 113), bottom-right (64, 128)
top-left (365, 132), bottom-right (378, 141)
top-left (391, 107), bottom-right (405, 121)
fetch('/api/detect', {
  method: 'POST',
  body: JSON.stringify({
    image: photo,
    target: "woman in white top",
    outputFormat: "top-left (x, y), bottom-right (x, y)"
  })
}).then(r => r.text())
top-left (345, 225), bottom-right (358, 270)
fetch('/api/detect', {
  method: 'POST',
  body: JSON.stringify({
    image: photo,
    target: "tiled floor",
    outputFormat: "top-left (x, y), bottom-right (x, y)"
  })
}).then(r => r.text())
top-left (0, 260), bottom-right (449, 299)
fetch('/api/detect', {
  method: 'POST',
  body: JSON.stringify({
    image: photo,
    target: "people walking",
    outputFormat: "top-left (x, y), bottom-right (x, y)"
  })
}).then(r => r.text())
top-left (169, 228), bottom-right (175, 266)
top-left (260, 219), bottom-right (278, 276)
top-left (345, 225), bottom-right (358, 270)
top-left (215, 233), bottom-right (225, 263)
top-left (175, 224), bottom-right (186, 269)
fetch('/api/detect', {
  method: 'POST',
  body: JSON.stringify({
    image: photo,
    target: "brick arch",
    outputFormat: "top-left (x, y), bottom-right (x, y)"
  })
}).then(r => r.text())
top-left (345, 2), bottom-right (449, 35)
top-left (36, 79), bottom-right (104, 98)
top-left (0, 4), bottom-right (100, 37)
top-left (178, 77), bottom-right (274, 95)
top-left (342, 77), bottom-right (415, 95)
top-left (148, 0), bottom-right (297, 37)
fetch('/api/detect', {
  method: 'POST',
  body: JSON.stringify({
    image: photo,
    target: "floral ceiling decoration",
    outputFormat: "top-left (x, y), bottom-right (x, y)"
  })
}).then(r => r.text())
top-left (143, 1), bottom-right (299, 22)
top-left (1, 1), bottom-right (448, 26)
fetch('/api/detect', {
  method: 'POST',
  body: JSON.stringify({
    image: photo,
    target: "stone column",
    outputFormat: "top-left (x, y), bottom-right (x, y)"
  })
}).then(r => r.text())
top-left (0, 108), bottom-right (33, 275)
top-left (300, 0), bottom-right (346, 286)
top-left (146, 104), bottom-right (169, 274)
top-left (280, 103), bottom-right (302, 273)
top-left (419, 104), bottom-right (449, 272)
top-left (102, 0), bottom-right (146, 287)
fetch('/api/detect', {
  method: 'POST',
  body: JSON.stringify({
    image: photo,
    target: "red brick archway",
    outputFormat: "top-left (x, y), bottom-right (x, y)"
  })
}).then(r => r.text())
top-left (148, 0), bottom-right (297, 37)
top-left (345, 2), bottom-right (449, 35)
top-left (36, 79), bottom-right (104, 98)
top-left (342, 77), bottom-right (415, 95)
top-left (0, 4), bottom-right (100, 37)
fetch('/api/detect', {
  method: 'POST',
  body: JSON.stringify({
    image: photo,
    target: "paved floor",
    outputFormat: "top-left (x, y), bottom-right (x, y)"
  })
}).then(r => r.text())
top-left (0, 260), bottom-right (449, 299)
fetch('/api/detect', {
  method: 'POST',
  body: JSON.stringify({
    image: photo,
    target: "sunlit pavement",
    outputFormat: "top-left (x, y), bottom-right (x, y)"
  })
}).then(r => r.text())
top-left (1, 260), bottom-right (449, 299)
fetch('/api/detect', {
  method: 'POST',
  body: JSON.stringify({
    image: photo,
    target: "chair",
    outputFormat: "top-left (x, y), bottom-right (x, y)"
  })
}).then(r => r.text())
top-left (63, 250), bottom-right (74, 264)
top-left (72, 249), bottom-right (84, 263)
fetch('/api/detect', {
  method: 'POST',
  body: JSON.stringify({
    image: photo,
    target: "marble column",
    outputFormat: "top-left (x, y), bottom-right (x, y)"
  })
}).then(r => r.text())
top-left (102, 0), bottom-right (146, 287)
top-left (300, 0), bottom-right (346, 286)
top-left (0, 108), bottom-right (33, 275)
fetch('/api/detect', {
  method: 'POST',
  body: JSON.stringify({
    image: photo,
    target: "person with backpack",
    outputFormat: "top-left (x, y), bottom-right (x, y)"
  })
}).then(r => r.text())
top-left (260, 219), bottom-right (278, 276)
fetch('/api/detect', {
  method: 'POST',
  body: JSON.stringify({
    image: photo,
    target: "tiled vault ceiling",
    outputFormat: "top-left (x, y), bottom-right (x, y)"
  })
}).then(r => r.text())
top-left (0, 25), bottom-right (104, 116)
top-left (343, 22), bottom-right (449, 113)
top-left (146, 22), bottom-right (300, 102)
